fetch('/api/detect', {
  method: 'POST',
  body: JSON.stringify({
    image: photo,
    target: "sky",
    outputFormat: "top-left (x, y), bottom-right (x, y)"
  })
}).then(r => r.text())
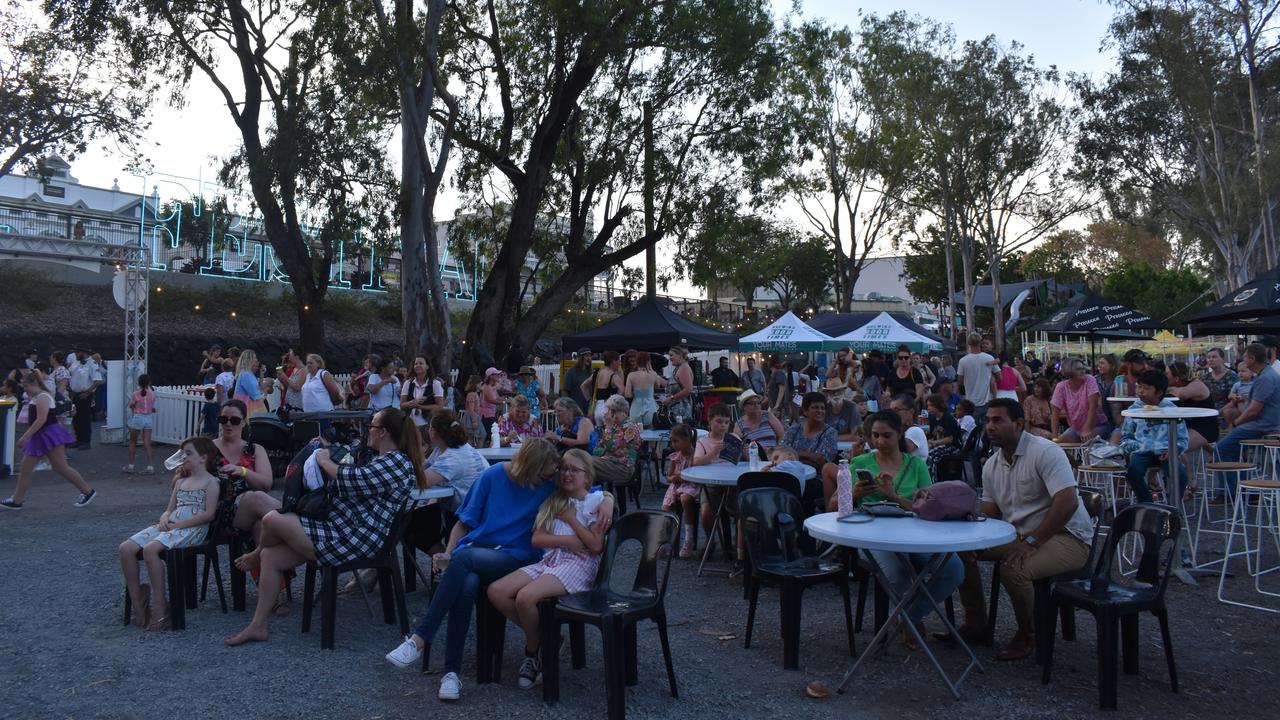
top-left (62, 0), bottom-right (1120, 298)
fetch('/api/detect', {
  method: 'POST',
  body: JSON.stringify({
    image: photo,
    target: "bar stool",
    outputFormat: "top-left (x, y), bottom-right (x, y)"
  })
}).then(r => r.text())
top-left (1197, 460), bottom-right (1258, 569)
top-left (1077, 464), bottom-right (1125, 520)
top-left (1239, 439), bottom-right (1276, 480)
top-left (1055, 441), bottom-right (1090, 467)
top-left (1216, 478), bottom-right (1280, 613)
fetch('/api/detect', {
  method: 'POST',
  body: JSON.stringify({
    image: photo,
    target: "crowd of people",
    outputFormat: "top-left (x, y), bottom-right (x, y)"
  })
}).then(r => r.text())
top-left (5, 331), bottom-right (1279, 704)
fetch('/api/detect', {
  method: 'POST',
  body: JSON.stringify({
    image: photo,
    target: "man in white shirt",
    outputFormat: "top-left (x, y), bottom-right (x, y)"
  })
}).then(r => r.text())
top-left (68, 350), bottom-right (100, 448)
top-left (950, 398), bottom-right (1092, 660)
top-left (955, 333), bottom-right (999, 421)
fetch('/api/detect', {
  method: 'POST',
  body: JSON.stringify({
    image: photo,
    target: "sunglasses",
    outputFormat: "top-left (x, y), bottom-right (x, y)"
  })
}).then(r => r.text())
top-left (217, 416), bottom-right (244, 426)
top-left (897, 356), bottom-right (910, 360)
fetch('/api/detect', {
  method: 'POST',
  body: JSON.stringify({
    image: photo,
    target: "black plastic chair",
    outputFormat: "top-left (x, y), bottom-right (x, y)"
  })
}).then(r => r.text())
top-left (301, 508), bottom-right (411, 649)
top-left (290, 420), bottom-right (322, 455)
top-left (538, 510), bottom-right (680, 720)
top-left (122, 539), bottom-right (227, 630)
top-left (739, 488), bottom-right (854, 669)
top-left (1041, 503), bottom-right (1181, 710)
top-left (984, 486), bottom-right (1106, 649)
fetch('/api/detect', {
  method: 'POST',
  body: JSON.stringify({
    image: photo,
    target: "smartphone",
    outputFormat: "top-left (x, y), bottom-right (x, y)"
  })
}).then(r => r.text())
top-left (855, 469), bottom-right (875, 486)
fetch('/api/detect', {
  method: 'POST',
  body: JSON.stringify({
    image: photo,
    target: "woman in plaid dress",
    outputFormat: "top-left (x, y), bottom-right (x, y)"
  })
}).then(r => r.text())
top-left (224, 407), bottom-right (426, 646)
top-left (487, 449), bottom-right (614, 689)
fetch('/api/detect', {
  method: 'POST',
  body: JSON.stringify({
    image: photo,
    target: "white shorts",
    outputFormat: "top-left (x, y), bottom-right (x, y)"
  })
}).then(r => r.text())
top-left (128, 414), bottom-right (154, 432)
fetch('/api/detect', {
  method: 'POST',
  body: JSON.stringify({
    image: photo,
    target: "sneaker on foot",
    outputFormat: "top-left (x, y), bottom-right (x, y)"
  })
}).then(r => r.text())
top-left (385, 636), bottom-right (422, 668)
top-left (34, 461), bottom-right (51, 472)
top-left (1, 497), bottom-right (22, 510)
top-left (438, 671), bottom-right (461, 701)
top-left (517, 655), bottom-right (542, 690)
top-left (678, 537), bottom-right (694, 559)
top-left (140, 466), bottom-right (154, 475)
top-left (122, 464), bottom-right (135, 474)
top-left (73, 489), bottom-right (97, 508)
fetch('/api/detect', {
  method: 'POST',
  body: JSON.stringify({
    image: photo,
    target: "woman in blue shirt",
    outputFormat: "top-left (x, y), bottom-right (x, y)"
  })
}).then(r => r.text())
top-left (384, 437), bottom-right (561, 702)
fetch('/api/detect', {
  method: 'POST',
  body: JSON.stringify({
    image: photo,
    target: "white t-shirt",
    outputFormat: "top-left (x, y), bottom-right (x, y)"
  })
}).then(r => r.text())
top-left (368, 375), bottom-right (402, 411)
top-left (956, 352), bottom-right (998, 407)
top-left (904, 426), bottom-right (929, 459)
top-left (402, 377), bottom-right (445, 426)
top-left (958, 415), bottom-right (977, 444)
top-left (425, 443), bottom-right (490, 508)
top-left (215, 371), bottom-right (236, 398)
top-left (551, 490), bottom-right (607, 535)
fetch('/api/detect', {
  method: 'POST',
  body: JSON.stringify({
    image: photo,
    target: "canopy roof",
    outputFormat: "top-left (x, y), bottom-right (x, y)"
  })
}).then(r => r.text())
top-left (1188, 266), bottom-right (1280, 330)
top-left (561, 298), bottom-right (739, 353)
top-left (808, 312), bottom-right (953, 348)
top-left (739, 311), bottom-right (833, 351)
top-left (1024, 293), bottom-right (1163, 335)
top-left (824, 311), bottom-right (943, 352)
top-left (951, 279), bottom-right (1053, 309)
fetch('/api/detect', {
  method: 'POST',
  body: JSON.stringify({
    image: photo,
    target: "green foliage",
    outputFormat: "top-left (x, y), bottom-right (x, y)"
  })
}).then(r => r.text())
top-left (1100, 259), bottom-right (1212, 324)
top-left (0, 2), bottom-right (150, 178)
top-left (1020, 231), bottom-right (1088, 286)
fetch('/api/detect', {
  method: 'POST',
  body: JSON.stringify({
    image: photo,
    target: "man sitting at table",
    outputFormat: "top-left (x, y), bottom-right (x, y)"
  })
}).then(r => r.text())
top-left (951, 398), bottom-right (1093, 661)
top-left (1118, 369), bottom-right (1188, 503)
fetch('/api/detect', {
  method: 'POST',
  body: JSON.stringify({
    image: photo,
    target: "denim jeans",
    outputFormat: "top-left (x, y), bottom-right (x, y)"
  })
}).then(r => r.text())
top-left (411, 547), bottom-right (525, 673)
top-left (1126, 450), bottom-right (1176, 504)
top-left (869, 550), bottom-right (965, 623)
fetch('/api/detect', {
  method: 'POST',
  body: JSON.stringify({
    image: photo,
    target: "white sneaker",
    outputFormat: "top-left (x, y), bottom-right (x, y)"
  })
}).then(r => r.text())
top-left (122, 464), bottom-right (135, 474)
top-left (385, 636), bottom-right (422, 668)
top-left (437, 672), bottom-right (461, 701)
top-left (34, 461), bottom-right (50, 472)
top-left (140, 466), bottom-right (154, 475)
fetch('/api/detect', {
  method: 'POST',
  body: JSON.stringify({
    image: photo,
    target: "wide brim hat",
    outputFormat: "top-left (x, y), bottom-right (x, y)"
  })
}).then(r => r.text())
top-left (518, 365), bottom-right (536, 376)
top-left (737, 389), bottom-right (761, 406)
top-left (822, 377), bottom-right (847, 392)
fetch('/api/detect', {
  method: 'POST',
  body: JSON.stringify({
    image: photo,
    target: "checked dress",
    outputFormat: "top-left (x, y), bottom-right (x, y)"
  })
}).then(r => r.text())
top-left (299, 450), bottom-right (414, 565)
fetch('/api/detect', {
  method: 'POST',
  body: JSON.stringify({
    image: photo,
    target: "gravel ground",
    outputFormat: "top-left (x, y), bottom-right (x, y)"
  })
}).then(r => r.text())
top-left (3, 434), bottom-right (1280, 720)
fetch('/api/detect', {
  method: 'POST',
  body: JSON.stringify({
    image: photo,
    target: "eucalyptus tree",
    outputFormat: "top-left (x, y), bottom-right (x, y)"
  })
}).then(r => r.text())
top-left (46, 0), bottom-right (397, 353)
top-left (441, 0), bottom-right (776, 369)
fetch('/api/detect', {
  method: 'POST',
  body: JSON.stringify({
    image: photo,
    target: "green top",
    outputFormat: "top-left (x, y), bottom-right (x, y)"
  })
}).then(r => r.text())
top-left (848, 451), bottom-right (932, 505)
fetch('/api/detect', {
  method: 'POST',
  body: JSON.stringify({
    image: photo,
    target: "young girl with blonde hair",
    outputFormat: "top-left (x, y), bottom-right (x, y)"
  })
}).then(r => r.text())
top-left (486, 449), bottom-right (614, 690)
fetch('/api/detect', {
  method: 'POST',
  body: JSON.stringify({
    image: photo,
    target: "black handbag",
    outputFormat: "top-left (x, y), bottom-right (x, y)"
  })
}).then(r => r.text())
top-left (653, 405), bottom-right (673, 430)
top-left (280, 439), bottom-right (331, 520)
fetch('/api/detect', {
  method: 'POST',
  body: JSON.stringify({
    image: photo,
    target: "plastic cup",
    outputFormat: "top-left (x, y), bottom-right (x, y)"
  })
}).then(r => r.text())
top-left (163, 449), bottom-right (185, 471)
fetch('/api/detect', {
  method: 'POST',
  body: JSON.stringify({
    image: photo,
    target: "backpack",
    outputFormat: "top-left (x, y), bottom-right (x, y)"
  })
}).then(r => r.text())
top-left (280, 439), bottom-right (331, 519)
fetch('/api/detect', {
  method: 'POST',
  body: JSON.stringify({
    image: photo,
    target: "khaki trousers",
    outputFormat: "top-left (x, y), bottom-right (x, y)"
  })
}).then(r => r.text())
top-left (958, 532), bottom-right (1090, 635)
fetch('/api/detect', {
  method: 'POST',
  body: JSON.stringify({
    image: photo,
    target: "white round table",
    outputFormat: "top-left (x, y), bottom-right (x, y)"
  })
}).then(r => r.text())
top-left (805, 511), bottom-right (1014, 699)
top-left (681, 462), bottom-right (816, 576)
top-left (478, 446), bottom-right (519, 463)
top-left (408, 484), bottom-right (455, 508)
top-left (1120, 405), bottom-right (1218, 586)
top-left (639, 428), bottom-right (707, 443)
top-left (679, 462), bottom-right (814, 486)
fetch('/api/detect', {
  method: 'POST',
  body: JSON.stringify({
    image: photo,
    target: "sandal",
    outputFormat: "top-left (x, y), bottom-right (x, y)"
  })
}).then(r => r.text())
top-left (146, 612), bottom-right (171, 632)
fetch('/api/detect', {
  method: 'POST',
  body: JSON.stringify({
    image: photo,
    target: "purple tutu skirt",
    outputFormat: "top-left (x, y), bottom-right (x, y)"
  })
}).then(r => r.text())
top-left (21, 422), bottom-right (75, 457)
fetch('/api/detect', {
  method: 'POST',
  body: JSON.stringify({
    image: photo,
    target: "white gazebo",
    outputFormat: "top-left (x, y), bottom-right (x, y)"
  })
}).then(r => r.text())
top-left (824, 311), bottom-right (943, 353)
top-left (739, 311), bottom-right (833, 351)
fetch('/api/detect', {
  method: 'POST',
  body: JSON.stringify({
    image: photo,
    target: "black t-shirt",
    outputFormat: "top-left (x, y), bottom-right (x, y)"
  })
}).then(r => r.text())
top-left (886, 368), bottom-right (922, 398)
top-left (928, 413), bottom-right (962, 447)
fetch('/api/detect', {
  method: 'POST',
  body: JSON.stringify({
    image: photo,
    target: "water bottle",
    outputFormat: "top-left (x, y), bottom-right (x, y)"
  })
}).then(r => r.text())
top-left (1115, 375), bottom-right (1126, 398)
top-left (748, 441), bottom-right (760, 470)
top-left (490, 422), bottom-right (502, 449)
top-left (836, 462), bottom-right (854, 518)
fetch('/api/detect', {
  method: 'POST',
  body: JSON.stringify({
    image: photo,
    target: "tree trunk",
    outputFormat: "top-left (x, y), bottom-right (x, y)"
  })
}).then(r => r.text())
top-left (943, 199), bottom-right (958, 339)
top-left (296, 293), bottom-right (326, 357)
top-left (990, 252), bottom-right (1005, 354)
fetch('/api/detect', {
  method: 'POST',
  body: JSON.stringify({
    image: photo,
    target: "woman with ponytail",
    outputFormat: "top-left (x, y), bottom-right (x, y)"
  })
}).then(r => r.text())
top-left (225, 407), bottom-right (422, 646)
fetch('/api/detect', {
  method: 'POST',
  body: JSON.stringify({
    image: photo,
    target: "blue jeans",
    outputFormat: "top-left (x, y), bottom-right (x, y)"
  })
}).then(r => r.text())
top-left (870, 550), bottom-right (965, 623)
top-left (1126, 451), bottom-right (1175, 504)
top-left (411, 547), bottom-right (525, 673)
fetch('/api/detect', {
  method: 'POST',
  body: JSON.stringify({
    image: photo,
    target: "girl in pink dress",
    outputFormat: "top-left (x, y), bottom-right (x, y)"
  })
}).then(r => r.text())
top-left (660, 424), bottom-right (699, 557)
top-left (486, 449), bottom-right (614, 690)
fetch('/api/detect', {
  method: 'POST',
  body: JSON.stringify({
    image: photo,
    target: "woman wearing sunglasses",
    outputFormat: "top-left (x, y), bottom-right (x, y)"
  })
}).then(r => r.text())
top-left (211, 400), bottom-right (276, 562)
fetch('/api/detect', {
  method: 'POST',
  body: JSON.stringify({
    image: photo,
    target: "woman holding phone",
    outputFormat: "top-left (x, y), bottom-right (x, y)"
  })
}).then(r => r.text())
top-left (843, 410), bottom-right (963, 650)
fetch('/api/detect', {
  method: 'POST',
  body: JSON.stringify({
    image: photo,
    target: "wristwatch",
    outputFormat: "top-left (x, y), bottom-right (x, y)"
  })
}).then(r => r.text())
top-left (1023, 535), bottom-right (1039, 547)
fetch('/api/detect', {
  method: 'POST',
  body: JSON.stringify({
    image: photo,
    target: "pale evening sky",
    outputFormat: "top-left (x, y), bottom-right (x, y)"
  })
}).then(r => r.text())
top-left (61, 0), bottom-right (1119, 298)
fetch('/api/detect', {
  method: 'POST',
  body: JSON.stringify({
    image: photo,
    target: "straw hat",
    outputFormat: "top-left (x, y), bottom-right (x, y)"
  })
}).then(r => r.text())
top-left (822, 377), bottom-right (848, 393)
top-left (518, 365), bottom-right (536, 377)
top-left (737, 389), bottom-right (762, 406)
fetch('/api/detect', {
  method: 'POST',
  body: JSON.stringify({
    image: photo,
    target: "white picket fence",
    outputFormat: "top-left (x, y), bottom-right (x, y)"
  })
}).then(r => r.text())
top-left (150, 374), bottom-right (355, 445)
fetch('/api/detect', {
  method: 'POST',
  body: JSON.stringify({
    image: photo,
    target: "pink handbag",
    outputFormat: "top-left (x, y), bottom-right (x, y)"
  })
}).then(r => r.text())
top-left (911, 480), bottom-right (978, 521)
